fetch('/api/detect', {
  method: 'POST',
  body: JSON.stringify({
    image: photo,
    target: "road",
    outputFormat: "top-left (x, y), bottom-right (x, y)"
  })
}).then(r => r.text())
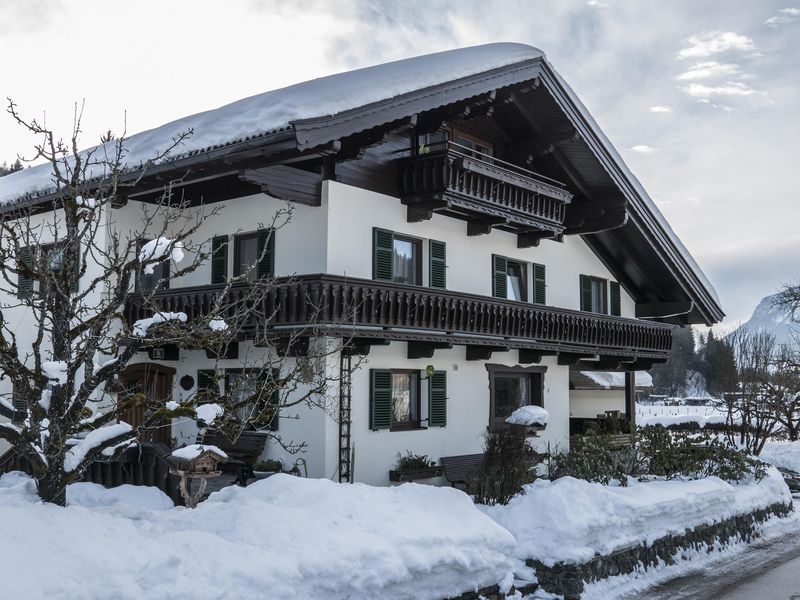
top-left (633, 509), bottom-right (800, 600)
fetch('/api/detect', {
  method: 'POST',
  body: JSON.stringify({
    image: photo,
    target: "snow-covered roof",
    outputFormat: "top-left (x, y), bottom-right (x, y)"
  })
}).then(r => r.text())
top-left (0, 42), bottom-right (720, 321)
top-left (0, 43), bottom-right (542, 206)
top-left (576, 371), bottom-right (654, 390)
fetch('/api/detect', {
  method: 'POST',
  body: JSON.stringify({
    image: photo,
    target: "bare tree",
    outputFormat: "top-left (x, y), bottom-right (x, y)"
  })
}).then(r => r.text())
top-left (0, 101), bottom-right (355, 505)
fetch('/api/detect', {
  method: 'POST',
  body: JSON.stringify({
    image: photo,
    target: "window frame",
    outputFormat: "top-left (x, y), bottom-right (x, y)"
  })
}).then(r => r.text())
top-left (388, 368), bottom-right (422, 431)
top-left (581, 274), bottom-right (609, 315)
top-left (233, 231), bottom-right (260, 280)
top-left (390, 233), bottom-right (423, 287)
top-left (486, 364), bottom-right (546, 432)
top-left (505, 258), bottom-right (528, 303)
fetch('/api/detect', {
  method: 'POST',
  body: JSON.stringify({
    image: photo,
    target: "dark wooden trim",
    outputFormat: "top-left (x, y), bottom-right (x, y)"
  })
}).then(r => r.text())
top-left (558, 352), bottom-right (599, 366)
top-left (119, 362), bottom-right (177, 377)
top-left (635, 300), bottom-right (694, 319)
top-left (407, 341), bottom-right (452, 359)
top-left (239, 165), bottom-right (322, 206)
top-left (467, 217), bottom-right (506, 236)
top-left (625, 371), bottom-right (636, 427)
top-left (485, 363), bottom-right (548, 374)
top-left (466, 345), bottom-right (508, 361)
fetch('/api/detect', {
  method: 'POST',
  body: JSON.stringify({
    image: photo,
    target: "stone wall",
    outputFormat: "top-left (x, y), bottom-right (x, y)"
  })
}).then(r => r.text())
top-left (528, 501), bottom-right (793, 600)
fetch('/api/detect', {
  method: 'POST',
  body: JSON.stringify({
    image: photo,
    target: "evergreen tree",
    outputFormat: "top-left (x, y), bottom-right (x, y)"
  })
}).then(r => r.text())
top-left (650, 326), bottom-right (695, 396)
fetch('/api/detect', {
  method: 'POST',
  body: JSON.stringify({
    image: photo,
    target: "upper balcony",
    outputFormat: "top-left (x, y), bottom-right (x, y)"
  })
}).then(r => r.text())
top-left (396, 141), bottom-right (573, 244)
top-left (124, 275), bottom-right (672, 368)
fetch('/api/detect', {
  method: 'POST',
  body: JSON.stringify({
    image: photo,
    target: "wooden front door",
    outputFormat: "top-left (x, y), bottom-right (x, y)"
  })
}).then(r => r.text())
top-left (119, 364), bottom-right (175, 446)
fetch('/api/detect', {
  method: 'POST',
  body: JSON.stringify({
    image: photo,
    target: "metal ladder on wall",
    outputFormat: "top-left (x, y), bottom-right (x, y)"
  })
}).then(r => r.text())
top-left (338, 352), bottom-right (353, 483)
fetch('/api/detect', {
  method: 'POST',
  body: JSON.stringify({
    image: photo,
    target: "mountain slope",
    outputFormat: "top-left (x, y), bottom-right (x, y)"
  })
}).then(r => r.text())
top-left (728, 293), bottom-right (799, 348)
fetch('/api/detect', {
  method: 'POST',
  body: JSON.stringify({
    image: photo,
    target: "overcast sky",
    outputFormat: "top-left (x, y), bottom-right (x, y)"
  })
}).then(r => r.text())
top-left (0, 0), bottom-right (797, 330)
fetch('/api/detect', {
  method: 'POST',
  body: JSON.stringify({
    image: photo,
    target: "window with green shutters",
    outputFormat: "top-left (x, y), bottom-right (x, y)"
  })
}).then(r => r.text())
top-left (372, 228), bottom-right (421, 285)
top-left (492, 254), bottom-right (507, 298)
top-left (211, 236), bottom-right (228, 284)
top-left (429, 239), bottom-right (446, 289)
top-left (609, 281), bottom-right (621, 316)
top-left (17, 246), bottom-right (33, 298)
top-left (369, 369), bottom-right (392, 430)
top-left (428, 371), bottom-right (447, 427)
top-left (532, 263), bottom-right (546, 304)
top-left (373, 228), bottom-right (394, 282)
top-left (580, 275), bottom-right (608, 314)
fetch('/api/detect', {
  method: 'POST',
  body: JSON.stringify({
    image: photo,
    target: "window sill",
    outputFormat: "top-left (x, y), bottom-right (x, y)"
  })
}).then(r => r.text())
top-left (389, 423), bottom-right (426, 432)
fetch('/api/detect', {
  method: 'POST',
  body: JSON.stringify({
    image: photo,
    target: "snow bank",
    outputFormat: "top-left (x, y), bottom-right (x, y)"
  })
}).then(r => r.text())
top-left (67, 482), bottom-right (174, 511)
top-left (481, 468), bottom-right (791, 567)
top-left (0, 473), bottom-right (513, 600)
top-left (638, 413), bottom-right (727, 428)
top-left (506, 405), bottom-right (549, 426)
top-left (760, 441), bottom-right (800, 474)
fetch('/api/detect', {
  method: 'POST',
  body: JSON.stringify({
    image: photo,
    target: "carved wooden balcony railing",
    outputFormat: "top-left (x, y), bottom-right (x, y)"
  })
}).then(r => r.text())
top-left (125, 275), bottom-right (672, 361)
top-left (397, 141), bottom-right (572, 234)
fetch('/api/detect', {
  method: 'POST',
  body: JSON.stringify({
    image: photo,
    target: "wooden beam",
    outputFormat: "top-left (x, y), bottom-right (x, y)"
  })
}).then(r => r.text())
top-left (517, 230), bottom-right (552, 248)
top-left (564, 209), bottom-right (627, 235)
top-left (466, 345), bottom-right (508, 361)
top-left (404, 199), bottom-right (449, 222)
top-left (467, 217), bottom-right (506, 237)
top-left (625, 371), bottom-right (636, 426)
top-left (518, 349), bottom-right (556, 364)
top-left (239, 165), bottom-right (323, 206)
top-left (558, 352), bottom-right (599, 366)
top-left (407, 341), bottom-right (453, 359)
top-left (342, 338), bottom-right (390, 357)
top-left (635, 300), bottom-right (694, 319)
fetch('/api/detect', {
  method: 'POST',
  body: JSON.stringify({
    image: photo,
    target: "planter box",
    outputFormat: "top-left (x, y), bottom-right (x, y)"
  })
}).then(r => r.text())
top-left (389, 466), bottom-right (444, 482)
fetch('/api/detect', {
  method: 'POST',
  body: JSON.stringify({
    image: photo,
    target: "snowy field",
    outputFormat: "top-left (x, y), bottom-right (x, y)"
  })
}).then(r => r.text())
top-left (636, 403), bottom-right (729, 428)
top-left (760, 441), bottom-right (800, 474)
top-left (0, 473), bottom-right (514, 600)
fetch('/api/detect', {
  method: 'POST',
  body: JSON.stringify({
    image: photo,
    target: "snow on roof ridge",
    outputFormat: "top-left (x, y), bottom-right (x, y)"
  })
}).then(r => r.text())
top-left (0, 43), bottom-right (542, 206)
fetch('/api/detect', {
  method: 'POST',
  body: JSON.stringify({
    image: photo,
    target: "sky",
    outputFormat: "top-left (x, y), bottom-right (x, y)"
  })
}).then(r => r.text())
top-left (0, 0), bottom-right (798, 331)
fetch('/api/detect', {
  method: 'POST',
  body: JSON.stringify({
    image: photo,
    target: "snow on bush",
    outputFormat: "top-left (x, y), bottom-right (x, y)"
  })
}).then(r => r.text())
top-left (209, 319), bottom-right (228, 331)
top-left (132, 311), bottom-right (187, 337)
top-left (138, 237), bottom-right (184, 274)
top-left (42, 360), bottom-right (68, 385)
top-left (0, 473), bottom-right (514, 600)
top-left (760, 441), bottom-right (800, 474)
top-left (505, 405), bottom-right (548, 426)
top-left (195, 403), bottom-right (223, 425)
top-left (481, 467), bottom-right (791, 567)
top-left (63, 422), bottom-right (132, 472)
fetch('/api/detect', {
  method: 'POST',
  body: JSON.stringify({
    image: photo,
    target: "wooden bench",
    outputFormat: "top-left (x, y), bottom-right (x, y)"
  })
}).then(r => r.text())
top-left (440, 453), bottom-right (483, 490)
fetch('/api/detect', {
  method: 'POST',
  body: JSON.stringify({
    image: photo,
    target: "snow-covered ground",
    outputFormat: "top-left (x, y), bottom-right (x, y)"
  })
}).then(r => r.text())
top-left (760, 441), bottom-right (800, 473)
top-left (0, 472), bottom-right (514, 600)
top-left (481, 468), bottom-right (791, 569)
top-left (637, 403), bottom-right (729, 428)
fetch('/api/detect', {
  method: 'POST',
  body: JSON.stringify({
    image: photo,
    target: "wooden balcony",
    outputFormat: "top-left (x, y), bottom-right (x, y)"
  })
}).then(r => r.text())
top-left (397, 141), bottom-right (572, 240)
top-left (125, 275), bottom-right (672, 364)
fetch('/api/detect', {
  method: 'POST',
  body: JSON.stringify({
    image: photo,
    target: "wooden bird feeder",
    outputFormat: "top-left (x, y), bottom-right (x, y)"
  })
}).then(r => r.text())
top-left (169, 445), bottom-right (228, 508)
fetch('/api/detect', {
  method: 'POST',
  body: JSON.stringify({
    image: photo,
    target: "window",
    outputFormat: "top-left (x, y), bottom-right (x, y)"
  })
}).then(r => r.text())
top-left (417, 130), bottom-right (447, 154)
top-left (369, 369), bottom-right (423, 431)
top-left (373, 229), bottom-right (422, 286)
top-left (452, 129), bottom-right (494, 158)
top-left (488, 366), bottom-right (545, 431)
top-left (580, 275), bottom-right (608, 314)
top-left (233, 229), bottom-right (274, 281)
top-left (225, 369), bottom-right (279, 431)
top-left (492, 255), bottom-right (527, 302)
top-left (136, 239), bottom-right (169, 292)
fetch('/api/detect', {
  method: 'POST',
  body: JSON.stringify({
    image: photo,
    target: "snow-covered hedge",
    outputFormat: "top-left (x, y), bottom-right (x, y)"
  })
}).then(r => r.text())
top-left (760, 441), bottom-right (800, 473)
top-left (480, 466), bottom-right (792, 567)
top-left (0, 473), bottom-right (514, 600)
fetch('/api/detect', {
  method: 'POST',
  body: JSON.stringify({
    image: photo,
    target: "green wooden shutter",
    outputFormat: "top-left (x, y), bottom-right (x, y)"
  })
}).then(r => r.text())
top-left (197, 370), bottom-right (216, 398)
top-left (257, 229), bottom-right (274, 278)
top-left (369, 369), bottom-right (392, 431)
top-left (492, 255), bottom-right (507, 298)
top-left (428, 371), bottom-right (447, 427)
top-left (17, 246), bottom-right (33, 298)
top-left (429, 240), bottom-right (446, 289)
top-left (532, 263), bottom-right (546, 305)
top-left (373, 228), bottom-right (394, 281)
top-left (580, 275), bottom-right (592, 312)
top-left (610, 281), bottom-right (621, 316)
top-left (211, 236), bottom-right (228, 284)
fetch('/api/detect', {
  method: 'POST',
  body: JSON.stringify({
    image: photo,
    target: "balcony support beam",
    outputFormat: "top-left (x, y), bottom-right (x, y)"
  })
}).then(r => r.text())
top-left (343, 338), bottom-right (390, 357)
top-left (466, 345), bottom-right (508, 361)
top-left (518, 349), bottom-right (556, 364)
top-left (407, 341), bottom-right (453, 359)
top-left (558, 352), bottom-right (599, 366)
top-left (467, 217), bottom-right (506, 237)
top-left (404, 199), bottom-right (449, 223)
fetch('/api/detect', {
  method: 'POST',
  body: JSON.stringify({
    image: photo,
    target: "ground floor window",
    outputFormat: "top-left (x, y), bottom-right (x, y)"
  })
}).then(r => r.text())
top-left (487, 365), bottom-right (545, 431)
top-left (391, 370), bottom-right (420, 429)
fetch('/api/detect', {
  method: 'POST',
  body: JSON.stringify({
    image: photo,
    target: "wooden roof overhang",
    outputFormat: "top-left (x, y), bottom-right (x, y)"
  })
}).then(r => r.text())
top-left (0, 54), bottom-right (723, 326)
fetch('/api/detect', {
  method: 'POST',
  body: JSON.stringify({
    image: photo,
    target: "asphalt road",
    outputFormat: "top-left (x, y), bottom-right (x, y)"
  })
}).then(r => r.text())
top-left (633, 513), bottom-right (800, 600)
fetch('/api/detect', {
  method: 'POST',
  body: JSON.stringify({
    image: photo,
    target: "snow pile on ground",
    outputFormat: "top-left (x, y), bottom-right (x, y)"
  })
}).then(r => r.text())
top-left (0, 473), bottom-right (514, 600)
top-left (67, 482), bottom-right (175, 511)
top-left (760, 441), bottom-right (800, 473)
top-left (481, 468), bottom-right (791, 567)
top-left (506, 405), bottom-right (549, 426)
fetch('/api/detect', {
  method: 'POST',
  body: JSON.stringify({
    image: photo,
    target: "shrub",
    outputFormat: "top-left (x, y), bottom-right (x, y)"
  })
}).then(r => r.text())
top-left (550, 432), bottom-right (630, 485)
top-left (395, 451), bottom-right (436, 471)
top-left (473, 428), bottom-right (541, 505)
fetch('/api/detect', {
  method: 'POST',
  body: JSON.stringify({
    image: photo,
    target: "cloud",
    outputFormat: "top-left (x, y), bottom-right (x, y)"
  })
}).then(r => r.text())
top-left (630, 145), bottom-right (657, 154)
top-left (676, 61), bottom-right (741, 81)
top-left (677, 31), bottom-right (756, 59)
top-left (649, 105), bottom-right (673, 113)
top-left (765, 7), bottom-right (800, 28)
top-left (683, 82), bottom-right (759, 98)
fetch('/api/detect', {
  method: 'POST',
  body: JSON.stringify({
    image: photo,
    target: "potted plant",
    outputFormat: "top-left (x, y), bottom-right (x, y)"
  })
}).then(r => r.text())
top-left (389, 451), bottom-right (444, 482)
